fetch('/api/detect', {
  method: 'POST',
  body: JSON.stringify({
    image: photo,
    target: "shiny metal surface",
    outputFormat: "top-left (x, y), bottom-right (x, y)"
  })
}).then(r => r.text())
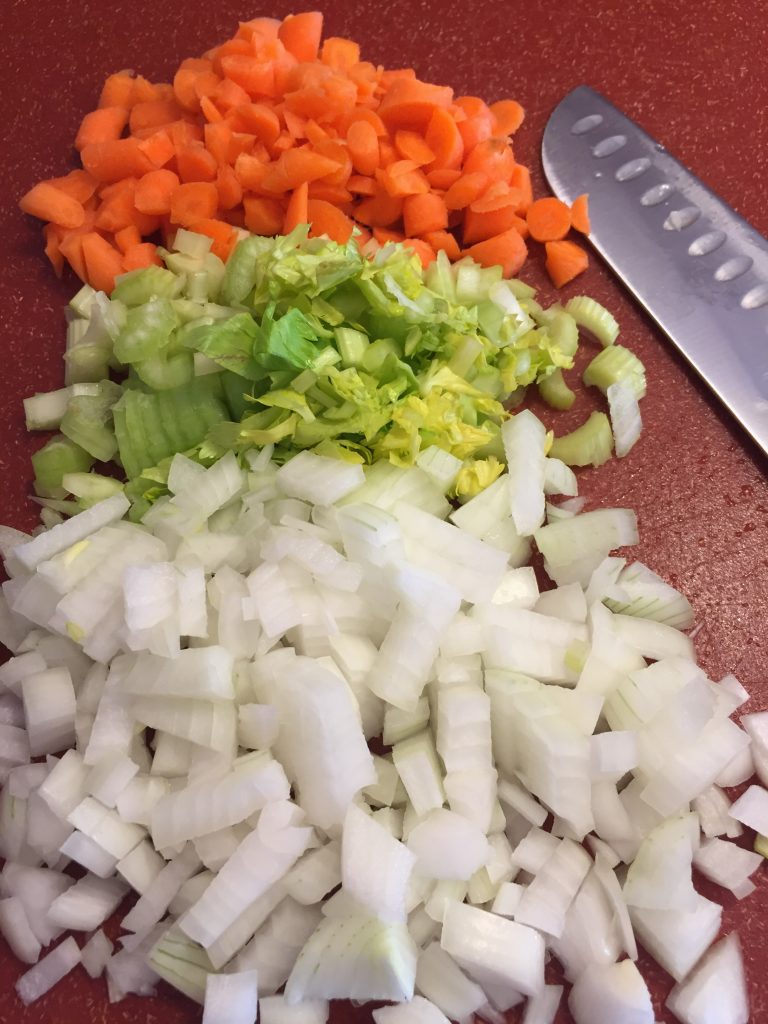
top-left (543, 85), bottom-right (768, 455)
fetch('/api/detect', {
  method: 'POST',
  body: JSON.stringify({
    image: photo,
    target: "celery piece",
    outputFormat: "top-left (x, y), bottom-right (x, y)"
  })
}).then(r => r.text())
top-left (549, 411), bottom-right (614, 468)
top-left (114, 298), bottom-right (179, 366)
top-left (60, 381), bottom-right (122, 463)
top-left (565, 296), bottom-right (619, 348)
top-left (583, 345), bottom-right (647, 399)
top-left (172, 228), bottom-right (213, 259)
top-left (334, 327), bottom-right (370, 368)
top-left (538, 369), bottom-right (576, 411)
top-left (31, 436), bottom-right (94, 498)
top-left (112, 266), bottom-right (181, 306)
top-left (134, 352), bottom-right (195, 392)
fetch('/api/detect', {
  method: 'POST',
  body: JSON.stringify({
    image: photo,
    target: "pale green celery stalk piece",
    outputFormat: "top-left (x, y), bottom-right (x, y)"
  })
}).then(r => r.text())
top-left (31, 435), bottom-right (94, 498)
top-left (583, 345), bottom-right (647, 399)
top-left (538, 369), bottom-right (576, 411)
top-left (549, 411), bottom-right (614, 468)
top-left (565, 295), bottom-right (619, 347)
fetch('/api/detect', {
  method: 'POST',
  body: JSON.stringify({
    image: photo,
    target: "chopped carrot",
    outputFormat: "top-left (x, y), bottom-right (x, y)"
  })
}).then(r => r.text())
top-left (169, 181), bottom-right (219, 226)
top-left (347, 174), bottom-right (377, 196)
top-left (19, 183), bottom-right (85, 229)
top-left (48, 170), bottom-right (99, 204)
top-left (464, 203), bottom-right (527, 244)
top-left (81, 139), bottom-right (154, 182)
top-left (213, 77), bottom-right (251, 111)
top-left (571, 193), bottom-right (591, 234)
top-left (443, 172), bottom-right (488, 211)
top-left (545, 239), bottom-right (589, 288)
top-left (426, 168), bottom-right (461, 190)
top-left (176, 144), bottom-right (218, 183)
top-left (394, 131), bottom-right (435, 166)
top-left (347, 120), bottom-right (380, 176)
top-left (355, 192), bottom-right (404, 228)
top-left (135, 169), bottom-right (180, 215)
top-left (98, 71), bottom-right (136, 109)
top-left (137, 129), bottom-right (176, 168)
top-left (373, 227), bottom-right (404, 245)
top-left (129, 98), bottom-right (183, 134)
top-left (58, 232), bottom-right (88, 281)
top-left (307, 182), bottom-right (353, 205)
top-left (462, 137), bottom-right (516, 184)
top-left (221, 55), bottom-right (275, 98)
top-left (307, 198), bottom-right (354, 244)
top-left (489, 99), bottom-right (525, 136)
top-left (278, 12), bottom-right (323, 62)
top-left (114, 225), bottom-right (142, 254)
top-left (188, 218), bottom-right (237, 260)
top-left (75, 107), bottom-right (128, 151)
top-left (269, 148), bottom-right (341, 191)
top-left (94, 185), bottom-right (140, 232)
top-left (454, 96), bottom-right (495, 151)
top-left (122, 242), bottom-right (163, 271)
top-left (173, 58), bottom-right (214, 111)
top-left (422, 229), bottom-right (461, 260)
top-left (425, 107), bottom-right (463, 170)
top-left (244, 195), bottom-right (285, 235)
top-left (321, 37), bottom-right (360, 70)
top-left (216, 165), bottom-right (243, 209)
top-left (378, 78), bottom-right (453, 132)
top-left (526, 197), bottom-right (572, 242)
top-left (43, 224), bottom-right (64, 276)
top-left (510, 164), bottom-right (533, 210)
top-left (464, 228), bottom-right (528, 277)
top-left (402, 237), bottom-right (436, 268)
top-left (283, 181), bottom-right (309, 234)
top-left (403, 192), bottom-right (448, 237)
top-left (232, 103), bottom-right (281, 144)
top-left (80, 232), bottom-right (125, 293)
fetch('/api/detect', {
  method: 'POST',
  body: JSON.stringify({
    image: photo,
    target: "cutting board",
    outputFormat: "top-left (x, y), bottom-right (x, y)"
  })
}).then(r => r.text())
top-left (0, 0), bottom-right (766, 1021)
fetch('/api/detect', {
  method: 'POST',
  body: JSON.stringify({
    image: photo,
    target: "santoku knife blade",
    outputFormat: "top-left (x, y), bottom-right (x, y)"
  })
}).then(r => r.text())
top-left (542, 85), bottom-right (768, 456)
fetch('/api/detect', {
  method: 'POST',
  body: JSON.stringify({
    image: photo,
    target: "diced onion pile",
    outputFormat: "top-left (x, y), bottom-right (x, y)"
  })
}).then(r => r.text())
top-left (0, 415), bottom-right (761, 1024)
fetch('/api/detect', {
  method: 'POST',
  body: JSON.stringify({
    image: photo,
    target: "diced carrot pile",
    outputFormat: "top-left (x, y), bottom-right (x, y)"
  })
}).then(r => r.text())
top-left (19, 11), bottom-right (590, 293)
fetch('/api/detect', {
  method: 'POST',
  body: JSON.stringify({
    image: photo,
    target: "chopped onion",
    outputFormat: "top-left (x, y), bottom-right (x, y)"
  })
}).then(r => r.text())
top-left (666, 933), bottom-right (749, 1024)
top-left (569, 960), bottom-right (653, 1024)
top-left (15, 935), bottom-right (81, 1005)
top-left (202, 970), bottom-right (259, 1024)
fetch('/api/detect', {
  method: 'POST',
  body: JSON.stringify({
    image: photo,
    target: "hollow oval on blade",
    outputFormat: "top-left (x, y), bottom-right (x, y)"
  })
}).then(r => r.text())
top-left (741, 284), bottom-right (768, 310)
top-left (714, 256), bottom-right (753, 282)
top-left (688, 231), bottom-right (727, 257)
top-left (663, 206), bottom-right (701, 231)
top-left (615, 157), bottom-right (651, 182)
top-left (592, 134), bottom-right (627, 158)
top-left (571, 113), bottom-right (604, 135)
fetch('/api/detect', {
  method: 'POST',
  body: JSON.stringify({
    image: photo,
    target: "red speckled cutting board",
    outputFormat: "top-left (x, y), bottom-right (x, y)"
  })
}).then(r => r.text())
top-left (1, 1), bottom-right (767, 1022)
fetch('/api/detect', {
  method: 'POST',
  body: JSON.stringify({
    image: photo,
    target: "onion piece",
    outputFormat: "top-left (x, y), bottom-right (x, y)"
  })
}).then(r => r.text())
top-left (15, 935), bottom-right (81, 1005)
top-left (202, 970), bottom-right (259, 1024)
top-left (259, 996), bottom-right (330, 1024)
top-left (666, 933), bottom-right (749, 1024)
top-left (568, 960), bottom-right (653, 1024)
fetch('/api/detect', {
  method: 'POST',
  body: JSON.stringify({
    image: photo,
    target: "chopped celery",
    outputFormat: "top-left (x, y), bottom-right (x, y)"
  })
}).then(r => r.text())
top-left (114, 299), bottom-right (179, 366)
top-left (31, 435), bottom-right (94, 498)
top-left (583, 345), bottom-right (647, 399)
top-left (549, 411), bottom-right (614, 468)
top-left (334, 327), bottom-right (369, 368)
top-left (565, 295), bottom-right (619, 347)
top-left (134, 351), bottom-right (195, 391)
top-left (69, 283), bottom-right (98, 318)
top-left (172, 228), bottom-right (213, 259)
top-left (537, 369), bottom-right (576, 411)
top-left (24, 384), bottom-right (100, 431)
top-left (112, 266), bottom-right (181, 306)
top-left (60, 381), bottom-right (122, 463)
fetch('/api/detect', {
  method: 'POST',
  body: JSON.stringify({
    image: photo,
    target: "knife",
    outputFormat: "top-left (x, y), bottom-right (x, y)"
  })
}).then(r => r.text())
top-left (542, 85), bottom-right (768, 456)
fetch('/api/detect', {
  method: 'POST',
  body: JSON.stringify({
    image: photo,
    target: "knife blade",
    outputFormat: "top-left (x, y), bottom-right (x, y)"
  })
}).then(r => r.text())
top-left (542, 85), bottom-right (768, 456)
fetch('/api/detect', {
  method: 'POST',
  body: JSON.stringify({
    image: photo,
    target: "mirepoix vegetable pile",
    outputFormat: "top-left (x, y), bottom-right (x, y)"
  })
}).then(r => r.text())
top-left (27, 227), bottom-right (643, 521)
top-left (19, 11), bottom-right (591, 293)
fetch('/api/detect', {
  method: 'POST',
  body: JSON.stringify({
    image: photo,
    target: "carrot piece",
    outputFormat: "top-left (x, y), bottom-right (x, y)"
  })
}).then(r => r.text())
top-left (221, 55), bottom-right (275, 99)
top-left (188, 218), bottom-right (237, 260)
top-left (526, 197), bottom-right (572, 242)
top-left (402, 237), bottom-right (436, 268)
top-left (510, 164), bottom-right (533, 211)
top-left (43, 224), bottom-right (64, 276)
top-left (349, 108), bottom-right (387, 136)
top-left (169, 120), bottom-right (204, 149)
top-left (271, 147), bottom-right (341, 190)
top-left (81, 138), bottom-right (154, 182)
top-left (135, 169), bottom-right (180, 215)
top-left (122, 242), bottom-right (163, 272)
top-left (307, 198), bottom-right (354, 244)
top-left (355, 191), bottom-right (404, 228)
top-left (202, 96), bottom-right (224, 124)
top-left (130, 76), bottom-right (160, 105)
top-left (454, 96), bottom-right (495, 151)
top-left (490, 99), bottom-right (525, 136)
top-left (378, 138), bottom-right (397, 167)
top-left (129, 98), bottom-right (183, 134)
top-left (19, 182), bottom-right (85, 229)
top-left (470, 182), bottom-right (522, 213)
top-left (115, 225), bottom-right (142, 254)
top-left (283, 181), bottom-right (309, 234)
top-left (424, 107), bottom-right (464, 170)
top-left (403, 192), bottom-right (448, 237)
top-left (321, 37), bottom-right (360, 70)
top-left (304, 119), bottom-right (330, 146)
top-left (137, 130), bottom-right (175, 168)
top-left (307, 182), bottom-right (353, 205)
top-left (464, 228), bottom-right (528, 278)
top-left (237, 16), bottom-right (280, 43)
top-left (571, 193), bottom-right (591, 235)
top-left (373, 227), bottom-right (404, 245)
top-left (278, 12), bottom-right (323, 62)
top-left (394, 131), bottom-right (435, 166)
top-left (98, 71), bottom-right (136, 109)
top-left (75, 107), bottom-right (128, 151)
top-left (422, 229), bottom-right (461, 261)
top-left (243, 195), bottom-right (285, 235)
top-left (94, 187), bottom-right (138, 233)
top-left (347, 174), bottom-right (377, 196)
top-left (545, 240), bottom-right (589, 288)
top-left (48, 170), bottom-right (99, 204)
top-left (213, 77), bottom-right (251, 111)
top-left (80, 232), bottom-right (125, 293)
top-left (169, 181), bottom-right (219, 226)
top-left (234, 153), bottom-right (269, 192)
top-left (271, 132), bottom-right (295, 155)
top-left (283, 110), bottom-right (307, 139)
top-left (204, 121), bottom-right (234, 164)
top-left (58, 232), bottom-right (87, 282)
top-left (378, 78), bottom-right (454, 132)
top-left (426, 168), bottom-right (461, 190)
top-left (216, 164), bottom-right (243, 210)
top-left (462, 137), bottom-right (516, 184)
top-left (347, 120), bottom-right (379, 176)
top-left (176, 144), bottom-right (218, 183)
top-left (463, 203), bottom-right (528, 244)
top-left (193, 71), bottom-right (222, 102)
top-left (173, 58), bottom-right (213, 112)
top-left (443, 172), bottom-right (489, 211)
